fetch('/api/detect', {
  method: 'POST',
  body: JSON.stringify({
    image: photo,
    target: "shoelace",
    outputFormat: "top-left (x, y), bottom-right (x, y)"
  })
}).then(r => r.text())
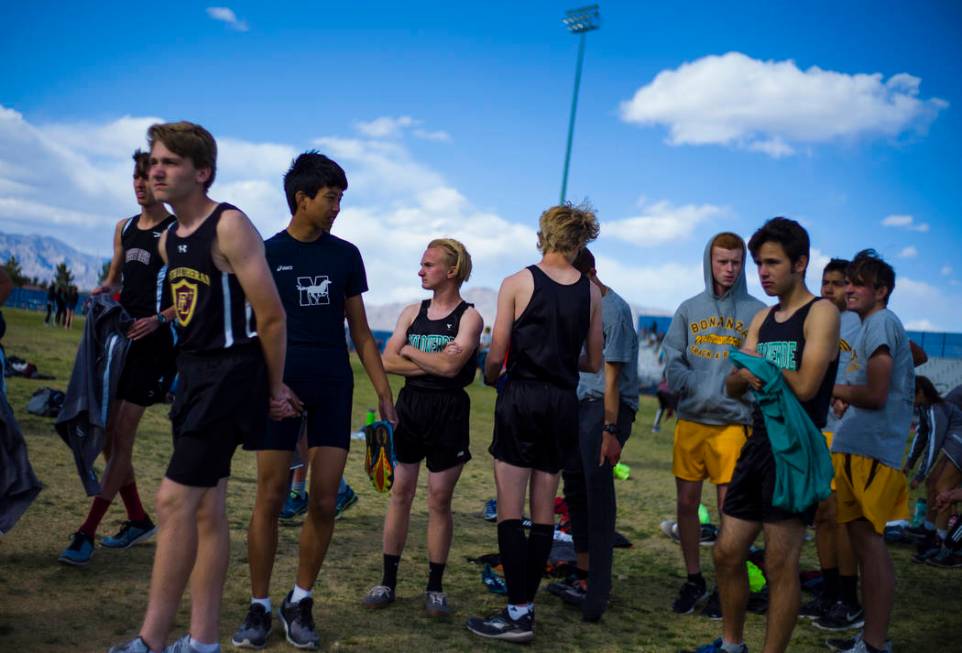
top-left (370, 586), bottom-right (392, 599)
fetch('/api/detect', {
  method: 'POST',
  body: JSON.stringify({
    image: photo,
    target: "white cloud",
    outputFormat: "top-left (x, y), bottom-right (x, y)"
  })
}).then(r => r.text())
top-left (594, 254), bottom-right (705, 313)
top-left (413, 129), bottom-right (452, 143)
top-left (942, 265), bottom-right (953, 276)
top-left (206, 7), bottom-right (248, 32)
top-left (353, 116), bottom-right (451, 143)
top-left (602, 199), bottom-right (726, 246)
top-left (899, 245), bottom-right (918, 258)
top-left (619, 52), bottom-right (947, 157)
top-left (904, 319), bottom-right (938, 331)
top-left (881, 214), bottom-right (930, 232)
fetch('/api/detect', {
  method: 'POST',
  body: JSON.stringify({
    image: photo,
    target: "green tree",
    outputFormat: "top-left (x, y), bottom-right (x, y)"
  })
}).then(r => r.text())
top-left (3, 255), bottom-right (27, 286)
top-left (54, 262), bottom-right (74, 288)
top-left (99, 260), bottom-right (111, 284)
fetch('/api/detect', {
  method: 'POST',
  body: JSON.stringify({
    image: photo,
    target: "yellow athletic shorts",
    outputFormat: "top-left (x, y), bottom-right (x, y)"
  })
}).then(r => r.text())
top-left (833, 452), bottom-right (909, 535)
top-left (672, 419), bottom-right (748, 485)
top-left (822, 432), bottom-right (836, 491)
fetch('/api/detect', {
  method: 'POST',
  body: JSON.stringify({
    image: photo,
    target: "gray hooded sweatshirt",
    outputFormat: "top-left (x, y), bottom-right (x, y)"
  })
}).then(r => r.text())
top-left (663, 234), bottom-right (766, 426)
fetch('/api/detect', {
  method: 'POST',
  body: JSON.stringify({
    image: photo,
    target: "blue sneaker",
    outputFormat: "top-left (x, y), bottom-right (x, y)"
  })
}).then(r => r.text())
top-left (107, 636), bottom-right (152, 653)
top-left (334, 485), bottom-right (358, 520)
top-left (280, 491), bottom-right (308, 520)
top-left (58, 531), bottom-right (94, 566)
top-left (482, 498), bottom-right (497, 522)
top-left (682, 639), bottom-right (748, 653)
top-left (163, 634), bottom-right (221, 652)
top-left (102, 518), bottom-right (157, 549)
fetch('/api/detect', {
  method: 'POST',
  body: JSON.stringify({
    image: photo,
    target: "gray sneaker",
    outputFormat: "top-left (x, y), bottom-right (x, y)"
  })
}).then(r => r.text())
top-left (425, 591), bottom-right (450, 617)
top-left (107, 637), bottom-right (152, 653)
top-left (362, 584), bottom-right (395, 609)
top-left (163, 635), bottom-right (220, 653)
top-left (279, 591), bottom-right (320, 650)
top-left (231, 603), bottom-right (272, 649)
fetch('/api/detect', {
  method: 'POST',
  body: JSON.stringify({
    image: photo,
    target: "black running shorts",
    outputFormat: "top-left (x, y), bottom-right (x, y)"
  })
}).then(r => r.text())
top-left (723, 427), bottom-right (817, 524)
top-left (116, 325), bottom-right (176, 407)
top-left (489, 379), bottom-right (578, 474)
top-left (247, 376), bottom-right (353, 452)
top-left (166, 344), bottom-right (268, 487)
top-left (394, 385), bottom-right (471, 472)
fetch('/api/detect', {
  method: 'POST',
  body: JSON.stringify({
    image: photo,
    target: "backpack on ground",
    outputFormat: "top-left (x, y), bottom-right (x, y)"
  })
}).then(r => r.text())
top-left (26, 387), bottom-right (65, 417)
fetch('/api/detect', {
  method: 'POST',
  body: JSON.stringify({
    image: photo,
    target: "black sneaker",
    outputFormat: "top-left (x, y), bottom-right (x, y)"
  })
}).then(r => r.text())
top-left (813, 601), bottom-right (864, 632)
top-left (912, 532), bottom-right (941, 563)
top-left (546, 574), bottom-right (580, 599)
top-left (699, 588), bottom-right (721, 619)
top-left (466, 608), bottom-right (534, 643)
top-left (559, 579), bottom-right (587, 608)
top-left (279, 591), bottom-right (320, 649)
top-left (799, 593), bottom-right (831, 620)
top-left (926, 547), bottom-right (962, 568)
top-left (825, 636), bottom-right (858, 652)
top-left (231, 602), bottom-right (273, 649)
top-left (672, 579), bottom-right (709, 614)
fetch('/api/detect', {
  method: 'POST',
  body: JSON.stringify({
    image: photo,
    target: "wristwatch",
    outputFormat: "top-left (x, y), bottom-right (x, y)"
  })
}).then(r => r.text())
top-left (602, 423), bottom-right (619, 435)
top-left (156, 312), bottom-right (168, 325)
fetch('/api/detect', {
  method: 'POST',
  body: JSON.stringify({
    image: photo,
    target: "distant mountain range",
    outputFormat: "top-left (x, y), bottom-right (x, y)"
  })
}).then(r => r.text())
top-left (0, 231), bottom-right (107, 289)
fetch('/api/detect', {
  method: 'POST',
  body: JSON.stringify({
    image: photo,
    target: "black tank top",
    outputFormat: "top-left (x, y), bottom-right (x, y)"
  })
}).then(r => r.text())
top-left (507, 265), bottom-right (590, 390)
top-left (404, 299), bottom-right (477, 391)
top-left (755, 297), bottom-right (838, 429)
top-left (165, 203), bottom-right (257, 354)
top-left (120, 213), bottom-right (176, 318)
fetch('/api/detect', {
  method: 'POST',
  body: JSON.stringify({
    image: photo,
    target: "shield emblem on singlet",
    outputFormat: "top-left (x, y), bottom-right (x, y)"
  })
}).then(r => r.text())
top-left (171, 279), bottom-right (199, 327)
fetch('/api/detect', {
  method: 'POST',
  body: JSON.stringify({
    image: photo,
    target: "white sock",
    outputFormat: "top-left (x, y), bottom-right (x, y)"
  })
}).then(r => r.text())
top-left (506, 603), bottom-right (531, 620)
top-left (924, 520), bottom-right (936, 530)
top-left (291, 584), bottom-right (312, 604)
top-left (188, 638), bottom-right (219, 653)
top-left (721, 641), bottom-right (746, 653)
top-left (251, 596), bottom-right (271, 612)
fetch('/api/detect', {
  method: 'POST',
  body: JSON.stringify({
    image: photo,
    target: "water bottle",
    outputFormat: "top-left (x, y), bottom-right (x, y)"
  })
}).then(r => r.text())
top-left (912, 498), bottom-right (927, 527)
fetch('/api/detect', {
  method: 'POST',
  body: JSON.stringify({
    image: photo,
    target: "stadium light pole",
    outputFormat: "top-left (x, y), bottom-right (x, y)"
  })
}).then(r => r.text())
top-left (559, 4), bottom-right (600, 204)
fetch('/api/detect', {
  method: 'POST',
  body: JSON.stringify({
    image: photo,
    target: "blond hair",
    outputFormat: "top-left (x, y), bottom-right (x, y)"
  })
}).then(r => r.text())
top-left (427, 238), bottom-right (472, 285)
top-left (147, 121), bottom-right (218, 190)
top-left (537, 202), bottom-right (599, 255)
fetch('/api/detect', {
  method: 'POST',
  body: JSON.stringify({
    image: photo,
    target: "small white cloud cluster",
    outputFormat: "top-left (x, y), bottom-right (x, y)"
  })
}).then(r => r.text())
top-left (602, 199), bottom-right (726, 247)
top-left (354, 115), bottom-right (451, 142)
top-left (881, 214), bottom-right (929, 232)
top-left (206, 7), bottom-right (248, 32)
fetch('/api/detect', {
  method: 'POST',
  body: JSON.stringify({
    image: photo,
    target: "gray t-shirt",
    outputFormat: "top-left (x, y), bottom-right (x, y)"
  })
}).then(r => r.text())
top-left (577, 288), bottom-right (641, 411)
top-left (832, 308), bottom-right (915, 469)
top-left (824, 310), bottom-right (862, 433)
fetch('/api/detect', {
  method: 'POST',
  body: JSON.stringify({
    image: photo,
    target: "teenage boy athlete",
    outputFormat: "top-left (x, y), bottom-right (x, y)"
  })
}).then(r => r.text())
top-left (689, 217), bottom-right (840, 653)
top-left (362, 238), bottom-right (483, 617)
top-left (551, 247), bottom-right (639, 622)
top-left (110, 122), bottom-right (298, 653)
top-left (662, 233), bottom-right (765, 614)
top-left (59, 150), bottom-right (176, 565)
top-left (232, 152), bottom-right (397, 650)
top-left (826, 250), bottom-right (913, 653)
top-left (466, 203), bottom-right (602, 643)
top-left (799, 259), bottom-right (863, 627)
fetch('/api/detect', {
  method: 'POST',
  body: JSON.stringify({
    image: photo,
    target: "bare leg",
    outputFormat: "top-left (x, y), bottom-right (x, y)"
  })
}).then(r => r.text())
top-left (934, 463), bottom-right (962, 531)
top-left (188, 480), bottom-right (231, 644)
top-left (296, 446), bottom-right (349, 589)
top-left (426, 465), bottom-right (464, 564)
top-left (494, 460), bottom-right (530, 521)
top-left (248, 450), bottom-right (294, 598)
top-left (715, 515), bottom-right (760, 645)
top-left (760, 519), bottom-right (805, 653)
top-left (677, 478), bottom-right (705, 574)
top-left (847, 519), bottom-right (894, 650)
top-left (138, 479), bottom-right (208, 651)
top-left (99, 401), bottom-right (147, 501)
top-left (381, 462), bottom-right (420, 556)
top-left (814, 493), bottom-right (838, 570)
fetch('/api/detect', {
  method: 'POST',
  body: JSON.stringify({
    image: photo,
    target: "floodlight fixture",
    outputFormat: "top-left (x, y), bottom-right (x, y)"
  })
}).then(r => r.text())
top-left (562, 5), bottom-right (600, 34)
top-left (559, 4), bottom-right (600, 203)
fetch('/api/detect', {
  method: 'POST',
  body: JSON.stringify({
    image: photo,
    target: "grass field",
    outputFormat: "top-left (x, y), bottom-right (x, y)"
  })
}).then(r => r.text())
top-left (0, 306), bottom-right (955, 652)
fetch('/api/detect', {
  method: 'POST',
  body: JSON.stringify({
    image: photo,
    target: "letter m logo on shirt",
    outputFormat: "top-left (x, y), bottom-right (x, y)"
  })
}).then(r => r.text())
top-left (297, 276), bottom-right (331, 306)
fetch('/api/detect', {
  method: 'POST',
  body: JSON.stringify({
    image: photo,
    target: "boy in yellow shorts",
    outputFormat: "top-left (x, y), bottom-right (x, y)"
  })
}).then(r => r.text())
top-left (829, 250), bottom-right (914, 653)
top-left (662, 232), bottom-right (764, 614)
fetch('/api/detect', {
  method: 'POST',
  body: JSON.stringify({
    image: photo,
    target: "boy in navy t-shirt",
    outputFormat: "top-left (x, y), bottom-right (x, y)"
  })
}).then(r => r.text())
top-left (232, 152), bottom-right (398, 650)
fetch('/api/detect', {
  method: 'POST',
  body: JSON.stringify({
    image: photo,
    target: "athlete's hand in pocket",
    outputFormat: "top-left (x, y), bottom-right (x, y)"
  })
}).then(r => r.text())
top-left (270, 384), bottom-right (303, 420)
top-left (379, 394), bottom-right (399, 428)
top-left (599, 432), bottom-right (622, 467)
top-left (127, 316), bottom-right (161, 341)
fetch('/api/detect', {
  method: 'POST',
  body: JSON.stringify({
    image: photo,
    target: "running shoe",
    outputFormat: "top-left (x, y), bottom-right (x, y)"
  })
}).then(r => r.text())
top-left (107, 637), bottom-right (152, 653)
top-left (280, 491), bottom-right (309, 520)
top-left (911, 532), bottom-right (941, 563)
top-left (659, 520), bottom-right (717, 547)
top-left (681, 638), bottom-right (747, 653)
top-left (361, 584), bottom-right (396, 608)
top-left (814, 601), bottom-right (865, 631)
top-left (162, 635), bottom-right (220, 652)
top-left (699, 588), bottom-right (721, 619)
top-left (826, 634), bottom-right (891, 652)
top-left (672, 579), bottom-right (709, 614)
top-left (101, 518), bottom-right (157, 549)
top-left (279, 591), bottom-right (320, 649)
top-left (364, 421), bottom-right (396, 493)
top-left (482, 498), bottom-right (498, 522)
top-left (231, 602), bottom-right (272, 649)
top-left (799, 594), bottom-right (832, 620)
top-left (58, 531), bottom-right (94, 566)
top-left (334, 486), bottom-right (358, 520)
top-left (559, 580), bottom-right (587, 608)
top-left (926, 547), bottom-right (962, 568)
top-left (424, 590), bottom-right (451, 617)
top-left (546, 573), bottom-right (581, 599)
top-left (465, 608), bottom-right (534, 643)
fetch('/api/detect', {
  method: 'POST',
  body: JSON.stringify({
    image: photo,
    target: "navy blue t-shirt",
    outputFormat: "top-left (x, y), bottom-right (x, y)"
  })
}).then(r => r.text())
top-left (265, 229), bottom-right (368, 379)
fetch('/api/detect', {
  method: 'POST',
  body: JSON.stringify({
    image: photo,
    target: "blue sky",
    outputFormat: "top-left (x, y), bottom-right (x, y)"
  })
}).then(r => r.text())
top-left (1, 1), bottom-right (960, 329)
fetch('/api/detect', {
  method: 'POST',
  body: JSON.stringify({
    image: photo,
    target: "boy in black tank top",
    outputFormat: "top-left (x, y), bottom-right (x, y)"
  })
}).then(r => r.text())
top-left (361, 238), bottom-right (483, 618)
top-left (685, 218), bottom-right (839, 653)
top-left (110, 122), bottom-right (299, 653)
top-left (232, 152), bottom-right (398, 650)
top-left (467, 204), bottom-right (603, 644)
top-left (59, 150), bottom-right (176, 567)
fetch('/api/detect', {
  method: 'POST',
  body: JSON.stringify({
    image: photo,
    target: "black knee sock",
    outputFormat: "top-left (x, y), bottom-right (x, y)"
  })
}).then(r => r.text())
top-left (382, 554), bottom-right (401, 590)
top-left (497, 519), bottom-right (528, 606)
top-left (524, 523), bottom-right (555, 603)
top-left (839, 574), bottom-right (858, 607)
top-left (820, 567), bottom-right (839, 602)
top-left (427, 561), bottom-right (446, 592)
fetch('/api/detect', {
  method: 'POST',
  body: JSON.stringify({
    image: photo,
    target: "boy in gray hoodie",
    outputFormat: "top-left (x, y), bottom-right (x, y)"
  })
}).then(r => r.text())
top-left (663, 232), bottom-right (765, 614)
